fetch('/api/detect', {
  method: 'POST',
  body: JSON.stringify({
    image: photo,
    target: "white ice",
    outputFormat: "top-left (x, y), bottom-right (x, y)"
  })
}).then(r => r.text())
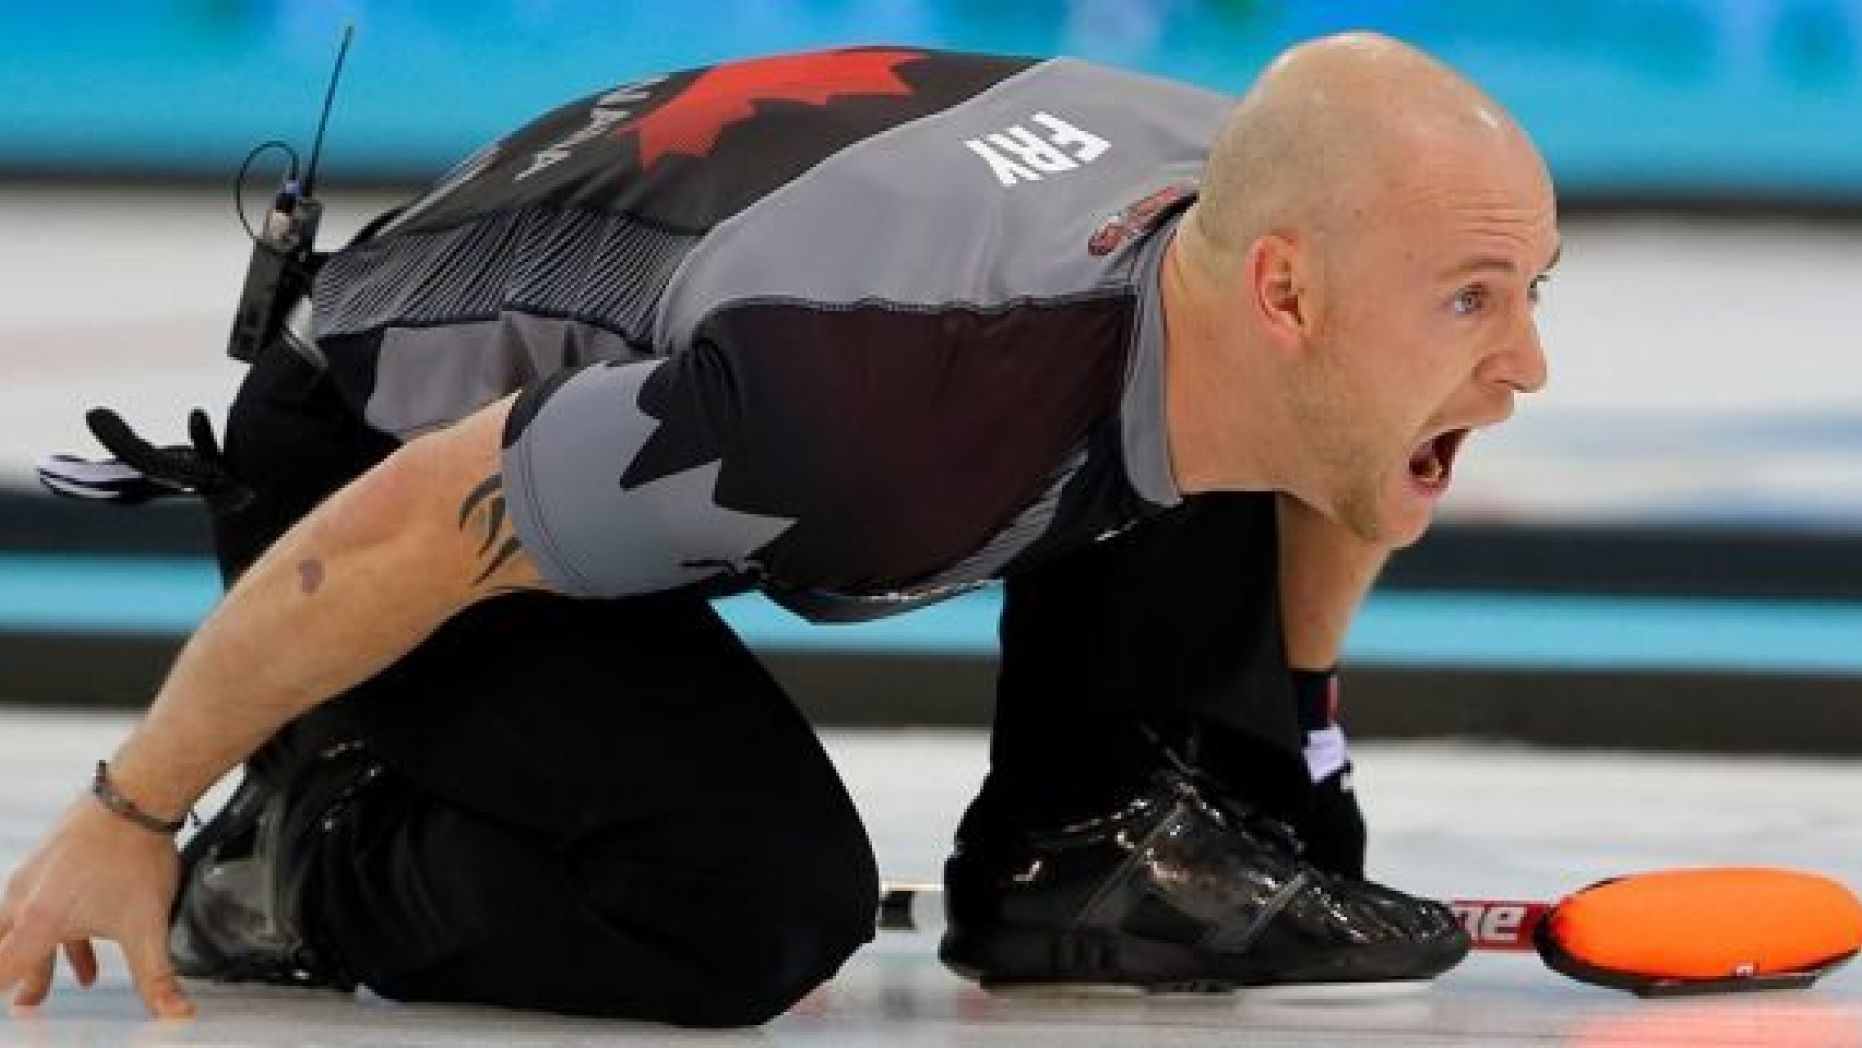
top-left (0, 710), bottom-right (1857, 1047)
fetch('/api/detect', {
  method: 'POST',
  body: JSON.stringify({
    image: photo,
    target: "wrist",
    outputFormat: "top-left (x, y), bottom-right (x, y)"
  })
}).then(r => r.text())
top-left (1290, 666), bottom-right (1339, 731)
top-left (93, 756), bottom-right (196, 834)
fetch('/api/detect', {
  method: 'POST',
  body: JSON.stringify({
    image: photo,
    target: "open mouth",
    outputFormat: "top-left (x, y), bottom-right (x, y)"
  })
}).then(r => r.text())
top-left (1407, 428), bottom-right (1470, 491)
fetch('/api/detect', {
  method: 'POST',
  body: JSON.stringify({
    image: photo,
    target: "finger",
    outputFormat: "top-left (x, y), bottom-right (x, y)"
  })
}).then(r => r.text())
top-left (64, 940), bottom-right (99, 987)
top-left (0, 911), bottom-right (57, 997)
top-left (123, 927), bottom-right (193, 1020)
top-left (11, 955), bottom-right (53, 1008)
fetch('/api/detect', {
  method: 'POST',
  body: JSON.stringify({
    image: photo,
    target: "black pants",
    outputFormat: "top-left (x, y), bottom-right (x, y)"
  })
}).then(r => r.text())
top-left (215, 347), bottom-right (1305, 1025)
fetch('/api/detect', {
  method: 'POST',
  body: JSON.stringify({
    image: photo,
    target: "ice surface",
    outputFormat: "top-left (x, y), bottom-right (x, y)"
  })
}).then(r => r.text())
top-left (0, 710), bottom-right (1857, 1047)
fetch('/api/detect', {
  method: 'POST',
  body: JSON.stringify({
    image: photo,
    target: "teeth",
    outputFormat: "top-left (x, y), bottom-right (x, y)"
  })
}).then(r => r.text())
top-left (1410, 437), bottom-right (1447, 484)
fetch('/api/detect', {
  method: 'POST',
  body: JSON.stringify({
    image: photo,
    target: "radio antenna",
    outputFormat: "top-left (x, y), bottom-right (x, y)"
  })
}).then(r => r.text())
top-left (302, 24), bottom-right (354, 198)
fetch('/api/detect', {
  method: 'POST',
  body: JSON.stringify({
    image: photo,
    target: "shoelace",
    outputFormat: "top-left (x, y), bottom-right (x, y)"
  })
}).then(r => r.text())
top-left (1142, 725), bottom-right (1311, 863)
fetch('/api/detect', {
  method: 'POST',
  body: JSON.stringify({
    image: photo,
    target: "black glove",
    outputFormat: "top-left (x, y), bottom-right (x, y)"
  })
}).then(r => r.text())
top-left (36, 408), bottom-right (252, 513)
top-left (1289, 668), bottom-right (1367, 879)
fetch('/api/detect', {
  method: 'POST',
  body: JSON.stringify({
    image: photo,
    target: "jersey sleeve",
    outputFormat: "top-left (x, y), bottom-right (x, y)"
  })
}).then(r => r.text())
top-left (499, 354), bottom-right (795, 599)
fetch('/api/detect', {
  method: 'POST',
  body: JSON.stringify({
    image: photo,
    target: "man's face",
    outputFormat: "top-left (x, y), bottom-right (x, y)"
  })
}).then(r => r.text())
top-left (1287, 141), bottom-right (1559, 546)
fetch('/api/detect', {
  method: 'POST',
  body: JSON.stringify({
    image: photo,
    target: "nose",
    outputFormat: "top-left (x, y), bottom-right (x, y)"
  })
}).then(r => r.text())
top-left (1485, 317), bottom-right (1549, 396)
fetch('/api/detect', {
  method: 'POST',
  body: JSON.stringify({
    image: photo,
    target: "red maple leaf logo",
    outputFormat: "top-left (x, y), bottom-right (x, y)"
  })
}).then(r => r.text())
top-left (624, 48), bottom-right (923, 170)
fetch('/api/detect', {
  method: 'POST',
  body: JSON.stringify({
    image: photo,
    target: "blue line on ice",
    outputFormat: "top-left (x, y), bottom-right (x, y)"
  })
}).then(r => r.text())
top-left (4, 553), bottom-right (1862, 673)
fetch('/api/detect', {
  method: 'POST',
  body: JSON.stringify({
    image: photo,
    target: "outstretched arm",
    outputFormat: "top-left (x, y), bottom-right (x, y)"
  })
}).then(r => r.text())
top-left (1275, 492), bottom-right (1391, 878)
top-left (110, 394), bottom-right (544, 819)
top-left (0, 394), bottom-right (541, 1018)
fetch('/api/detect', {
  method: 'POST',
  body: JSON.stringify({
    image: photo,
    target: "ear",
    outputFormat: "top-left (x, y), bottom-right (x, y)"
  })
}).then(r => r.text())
top-left (1245, 232), bottom-right (1312, 358)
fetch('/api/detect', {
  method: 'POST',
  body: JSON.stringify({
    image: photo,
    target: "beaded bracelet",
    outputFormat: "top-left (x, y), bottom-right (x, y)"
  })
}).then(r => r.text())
top-left (91, 761), bottom-right (192, 836)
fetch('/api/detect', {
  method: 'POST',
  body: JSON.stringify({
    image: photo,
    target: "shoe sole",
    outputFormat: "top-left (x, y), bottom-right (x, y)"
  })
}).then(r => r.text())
top-left (941, 926), bottom-right (1471, 994)
top-left (981, 979), bottom-right (1436, 1001)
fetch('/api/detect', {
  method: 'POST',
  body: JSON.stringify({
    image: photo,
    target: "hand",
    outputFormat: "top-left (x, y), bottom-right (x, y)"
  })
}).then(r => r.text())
top-left (1296, 760), bottom-right (1367, 880)
top-left (0, 796), bottom-right (193, 1018)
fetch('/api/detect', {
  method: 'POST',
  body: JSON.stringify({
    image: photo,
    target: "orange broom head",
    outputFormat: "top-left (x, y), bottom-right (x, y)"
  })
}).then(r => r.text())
top-left (1542, 867), bottom-right (1862, 991)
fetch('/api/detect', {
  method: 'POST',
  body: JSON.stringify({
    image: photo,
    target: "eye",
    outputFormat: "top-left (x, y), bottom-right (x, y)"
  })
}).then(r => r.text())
top-left (1528, 274), bottom-right (1551, 307)
top-left (1451, 285), bottom-right (1488, 316)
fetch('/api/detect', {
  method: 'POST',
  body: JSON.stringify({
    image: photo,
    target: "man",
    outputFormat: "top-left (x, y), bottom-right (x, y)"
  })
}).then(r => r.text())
top-left (1, 32), bottom-right (1555, 1025)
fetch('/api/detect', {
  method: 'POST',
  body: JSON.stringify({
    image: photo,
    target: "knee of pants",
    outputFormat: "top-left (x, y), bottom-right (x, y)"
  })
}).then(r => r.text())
top-left (324, 767), bottom-right (881, 1026)
top-left (687, 846), bottom-right (881, 1026)
top-left (670, 903), bottom-right (876, 1027)
top-left (563, 803), bottom-right (880, 1027)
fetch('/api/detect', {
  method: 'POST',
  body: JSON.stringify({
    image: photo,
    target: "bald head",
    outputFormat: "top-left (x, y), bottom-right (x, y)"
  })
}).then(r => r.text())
top-left (1187, 32), bottom-right (1544, 270)
top-left (1158, 33), bottom-right (1558, 543)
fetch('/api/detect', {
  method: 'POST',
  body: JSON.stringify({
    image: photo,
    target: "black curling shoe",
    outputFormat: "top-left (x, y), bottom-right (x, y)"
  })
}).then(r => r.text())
top-left (940, 769), bottom-right (1470, 993)
top-left (168, 728), bottom-right (384, 992)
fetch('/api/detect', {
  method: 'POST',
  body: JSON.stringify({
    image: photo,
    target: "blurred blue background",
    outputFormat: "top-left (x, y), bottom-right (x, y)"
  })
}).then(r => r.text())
top-left (3, 2), bottom-right (1861, 742)
top-left (4, 0), bottom-right (1861, 200)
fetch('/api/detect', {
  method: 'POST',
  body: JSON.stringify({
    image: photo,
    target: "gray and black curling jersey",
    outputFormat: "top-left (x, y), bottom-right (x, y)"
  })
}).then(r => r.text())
top-left (310, 47), bottom-right (1230, 621)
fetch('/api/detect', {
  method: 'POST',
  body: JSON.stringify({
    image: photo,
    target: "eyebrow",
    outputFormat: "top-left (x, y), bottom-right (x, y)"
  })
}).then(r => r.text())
top-left (1440, 241), bottom-right (1563, 282)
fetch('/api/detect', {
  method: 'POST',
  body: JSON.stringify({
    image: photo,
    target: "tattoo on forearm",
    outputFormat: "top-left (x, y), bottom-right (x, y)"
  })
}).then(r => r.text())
top-left (458, 472), bottom-right (525, 586)
top-left (297, 558), bottom-right (325, 596)
top-left (458, 474), bottom-right (500, 530)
